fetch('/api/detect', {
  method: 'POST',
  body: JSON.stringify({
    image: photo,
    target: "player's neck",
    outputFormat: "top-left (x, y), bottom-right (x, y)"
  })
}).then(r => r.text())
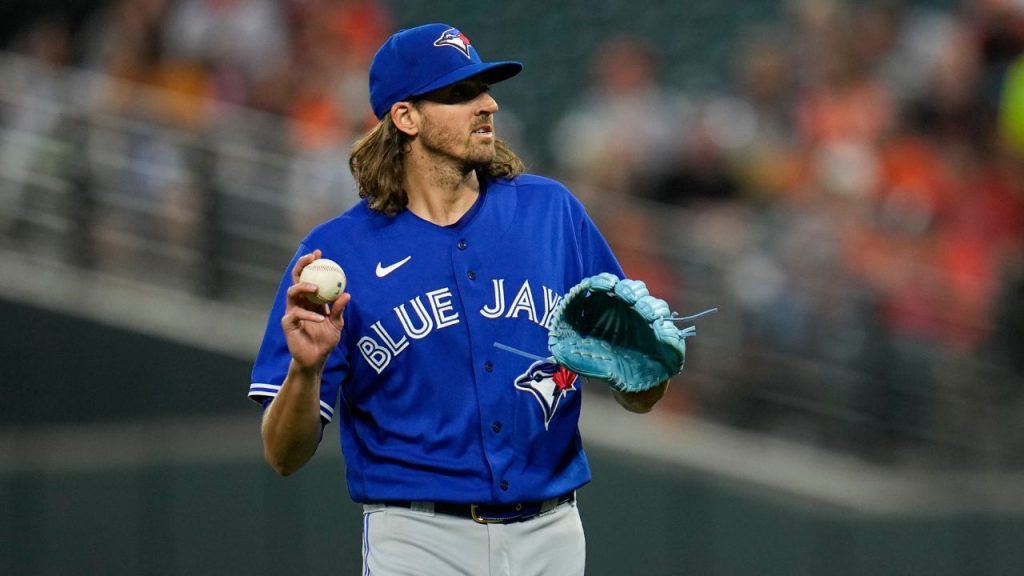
top-left (404, 161), bottom-right (481, 227)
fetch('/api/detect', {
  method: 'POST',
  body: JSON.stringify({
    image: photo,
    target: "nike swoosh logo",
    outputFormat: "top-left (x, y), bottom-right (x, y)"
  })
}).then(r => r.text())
top-left (375, 256), bottom-right (412, 278)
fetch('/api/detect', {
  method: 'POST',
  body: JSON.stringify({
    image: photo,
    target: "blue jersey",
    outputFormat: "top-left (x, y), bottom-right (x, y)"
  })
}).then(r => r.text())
top-left (249, 174), bottom-right (623, 504)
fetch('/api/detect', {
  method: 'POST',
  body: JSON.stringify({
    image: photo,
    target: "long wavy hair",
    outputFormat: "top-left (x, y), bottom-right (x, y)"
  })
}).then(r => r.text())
top-left (348, 115), bottom-right (526, 216)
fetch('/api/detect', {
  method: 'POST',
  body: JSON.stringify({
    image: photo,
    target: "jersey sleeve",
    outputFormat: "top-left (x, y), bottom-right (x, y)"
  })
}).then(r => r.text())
top-left (248, 244), bottom-right (347, 423)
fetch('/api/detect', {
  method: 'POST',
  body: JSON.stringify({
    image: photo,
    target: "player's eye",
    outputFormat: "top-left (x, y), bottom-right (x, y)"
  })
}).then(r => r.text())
top-left (418, 81), bottom-right (490, 105)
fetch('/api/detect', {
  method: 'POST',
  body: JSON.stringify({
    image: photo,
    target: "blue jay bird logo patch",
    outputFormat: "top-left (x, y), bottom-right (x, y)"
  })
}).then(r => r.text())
top-left (434, 28), bottom-right (473, 59)
top-left (514, 360), bottom-right (579, 429)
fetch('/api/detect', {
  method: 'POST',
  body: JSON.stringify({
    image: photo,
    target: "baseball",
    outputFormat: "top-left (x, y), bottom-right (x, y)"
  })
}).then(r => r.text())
top-left (300, 258), bottom-right (347, 305)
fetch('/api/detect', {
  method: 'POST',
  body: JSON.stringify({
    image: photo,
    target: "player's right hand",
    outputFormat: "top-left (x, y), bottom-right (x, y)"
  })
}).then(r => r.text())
top-left (281, 249), bottom-right (350, 370)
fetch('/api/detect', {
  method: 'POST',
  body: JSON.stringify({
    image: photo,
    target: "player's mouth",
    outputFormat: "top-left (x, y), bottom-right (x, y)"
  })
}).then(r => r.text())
top-left (472, 125), bottom-right (493, 137)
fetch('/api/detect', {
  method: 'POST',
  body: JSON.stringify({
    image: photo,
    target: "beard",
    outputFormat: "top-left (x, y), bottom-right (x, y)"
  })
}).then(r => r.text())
top-left (418, 115), bottom-right (496, 172)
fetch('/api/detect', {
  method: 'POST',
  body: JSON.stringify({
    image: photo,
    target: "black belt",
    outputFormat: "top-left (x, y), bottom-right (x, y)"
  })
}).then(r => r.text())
top-left (384, 492), bottom-right (575, 524)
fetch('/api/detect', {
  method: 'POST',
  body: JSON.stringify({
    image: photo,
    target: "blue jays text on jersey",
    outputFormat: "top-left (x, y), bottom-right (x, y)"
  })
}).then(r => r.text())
top-left (249, 174), bottom-right (624, 505)
top-left (357, 278), bottom-right (563, 374)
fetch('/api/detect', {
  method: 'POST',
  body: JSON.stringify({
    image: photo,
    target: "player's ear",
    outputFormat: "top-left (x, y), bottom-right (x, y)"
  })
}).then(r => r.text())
top-left (390, 102), bottom-right (419, 137)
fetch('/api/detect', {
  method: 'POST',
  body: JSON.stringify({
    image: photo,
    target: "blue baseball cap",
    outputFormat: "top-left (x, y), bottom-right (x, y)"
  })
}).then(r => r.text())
top-left (369, 23), bottom-right (523, 119)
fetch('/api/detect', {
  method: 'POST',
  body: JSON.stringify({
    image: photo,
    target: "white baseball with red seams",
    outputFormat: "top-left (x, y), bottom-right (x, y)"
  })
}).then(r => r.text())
top-left (300, 258), bottom-right (346, 305)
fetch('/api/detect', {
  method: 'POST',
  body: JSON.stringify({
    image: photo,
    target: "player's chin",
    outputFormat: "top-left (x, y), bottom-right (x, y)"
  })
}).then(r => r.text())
top-left (461, 147), bottom-right (496, 169)
top-left (475, 143), bottom-right (496, 160)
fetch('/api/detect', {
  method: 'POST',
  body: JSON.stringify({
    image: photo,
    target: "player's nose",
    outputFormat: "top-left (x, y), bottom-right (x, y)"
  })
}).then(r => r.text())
top-left (476, 91), bottom-right (499, 114)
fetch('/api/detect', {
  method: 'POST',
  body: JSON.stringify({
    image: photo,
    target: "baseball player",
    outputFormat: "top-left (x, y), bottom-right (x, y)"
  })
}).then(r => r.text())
top-left (249, 22), bottom-right (669, 576)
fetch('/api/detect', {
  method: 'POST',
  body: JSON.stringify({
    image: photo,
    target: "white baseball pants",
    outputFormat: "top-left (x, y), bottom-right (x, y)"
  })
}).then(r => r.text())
top-left (361, 500), bottom-right (585, 575)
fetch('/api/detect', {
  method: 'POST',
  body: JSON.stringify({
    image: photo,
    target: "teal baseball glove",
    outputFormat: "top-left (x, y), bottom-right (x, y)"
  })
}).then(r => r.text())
top-left (548, 273), bottom-right (714, 393)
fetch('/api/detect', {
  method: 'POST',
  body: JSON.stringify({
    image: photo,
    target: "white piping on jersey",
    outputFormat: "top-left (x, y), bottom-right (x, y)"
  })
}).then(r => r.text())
top-left (248, 383), bottom-right (336, 421)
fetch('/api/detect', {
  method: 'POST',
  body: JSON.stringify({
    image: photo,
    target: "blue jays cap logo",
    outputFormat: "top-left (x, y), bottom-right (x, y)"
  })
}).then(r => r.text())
top-left (369, 23), bottom-right (522, 118)
top-left (514, 360), bottom-right (579, 430)
top-left (433, 28), bottom-right (473, 59)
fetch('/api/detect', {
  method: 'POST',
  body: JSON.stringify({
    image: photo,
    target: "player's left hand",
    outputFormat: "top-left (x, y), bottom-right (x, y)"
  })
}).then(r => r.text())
top-left (282, 249), bottom-right (350, 370)
top-left (548, 273), bottom-right (714, 394)
top-left (611, 380), bottom-right (669, 413)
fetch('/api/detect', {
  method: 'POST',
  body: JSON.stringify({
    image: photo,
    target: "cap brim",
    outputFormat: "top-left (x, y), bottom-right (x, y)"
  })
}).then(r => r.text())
top-left (409, 61), bottom-right (523, 99)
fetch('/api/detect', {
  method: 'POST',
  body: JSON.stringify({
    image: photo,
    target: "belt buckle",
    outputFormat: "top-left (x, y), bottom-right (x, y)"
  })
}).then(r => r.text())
top-left (470, 504), bottom-right (504, 524)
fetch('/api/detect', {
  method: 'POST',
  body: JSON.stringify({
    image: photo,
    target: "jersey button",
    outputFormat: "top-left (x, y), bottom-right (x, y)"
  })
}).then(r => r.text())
top-left (491, 421), bottom-right (502, 433)
top-left (457, 239), bottom-right (468, 250)
top-left (484, 361), bottom-right (494, 373)
top-left (467, 270), bottom-right (477, 280)
top-left (499, 480), bottom-right (510, 491)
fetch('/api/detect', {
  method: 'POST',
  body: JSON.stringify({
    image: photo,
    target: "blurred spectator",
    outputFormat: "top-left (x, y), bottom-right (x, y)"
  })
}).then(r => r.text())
top-left (281, 0), bottom-right (393, 233)
top-left (549, 34), bottom-right (685, 309)
top-left (78, 0), bottom-right (168, 76)
top-left (722, 27), bottom-right (802, 201)
top-left (648, 26), bottom-right (798, 206)
top-left (643, 98), bottom-right (742, 207)
top-left (550, 35), bottom-right (687, 204)
top-left (0, 16), bottom-right (73, 235)
top-left (283, 0), bottom-right (392, 125)
top-left (162, 0), bottom-right (288, 105)
top-left (969, 0), bottom-right (1024, 114)
top-left (80, 0), bottom-right (215, 127)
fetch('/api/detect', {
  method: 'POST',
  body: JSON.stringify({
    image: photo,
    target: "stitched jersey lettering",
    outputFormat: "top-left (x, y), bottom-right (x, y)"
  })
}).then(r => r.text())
top-left (357, 280), bottom-right (561, 372)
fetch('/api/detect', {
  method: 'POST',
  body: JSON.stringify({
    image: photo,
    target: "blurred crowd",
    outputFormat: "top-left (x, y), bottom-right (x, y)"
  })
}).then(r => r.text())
top-left (2, 0), bottom-right (1023, 467)
top-left (2, 0), bottom-right (392, 239)
top-left (555, 0), bottom-right (1024, 466)
top-left (13, 0), bottom-right (392, 134)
